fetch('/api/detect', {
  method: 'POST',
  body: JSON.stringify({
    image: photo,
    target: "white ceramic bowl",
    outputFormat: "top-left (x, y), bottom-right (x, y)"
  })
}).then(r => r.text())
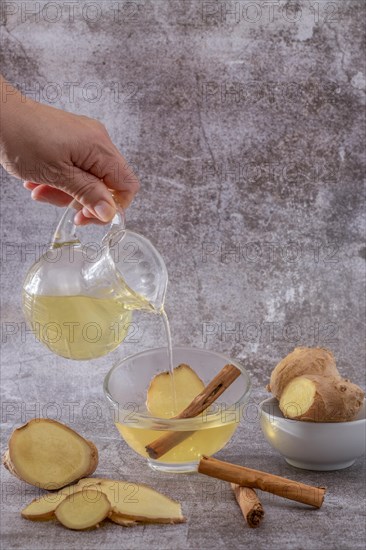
top-left (260, 397), bottom-right (366, 471)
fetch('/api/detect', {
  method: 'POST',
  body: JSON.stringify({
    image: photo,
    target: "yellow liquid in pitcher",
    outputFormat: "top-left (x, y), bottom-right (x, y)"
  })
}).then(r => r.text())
top-left (22, 292), bottom-right (133, 360)
top-left (23, 265), bottom-right (177, 405)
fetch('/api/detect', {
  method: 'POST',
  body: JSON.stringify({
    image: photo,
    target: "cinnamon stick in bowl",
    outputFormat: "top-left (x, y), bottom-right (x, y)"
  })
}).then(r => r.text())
top-left (145, 364), bottom-right (241, 459)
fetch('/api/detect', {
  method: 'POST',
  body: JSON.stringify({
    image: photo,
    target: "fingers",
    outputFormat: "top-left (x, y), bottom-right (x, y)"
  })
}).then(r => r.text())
top-left (111, 188), bottom-right (137, 209)
top-left (67, 166), bottom-right (122, 222)
top-left (23, 181), bottom-right (101, 225)
top-left (70, 147), bottom-right (140, 220)
top-left (24, 182), bottom-right (74, 207)
top-left (106, 157), bottom-right (140, 205)
top-left (87, 139), bottom-right (140, 209)
top-left (103, 153), bottom-right (140, 194)
top-left (74, 210), bottom-right (106, 225)
top-left (23, 126), bottom-right (141, 225)
top-left (31, 166), bottom-right (117, 223)
top-left (23, 181), bottom-right (38, 191)
top-left (81, 206), bottom-right (95, 218)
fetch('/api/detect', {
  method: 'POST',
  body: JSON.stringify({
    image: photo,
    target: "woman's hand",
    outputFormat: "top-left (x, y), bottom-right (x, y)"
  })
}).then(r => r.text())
top-left (0, 76), bottom-right (139, 224)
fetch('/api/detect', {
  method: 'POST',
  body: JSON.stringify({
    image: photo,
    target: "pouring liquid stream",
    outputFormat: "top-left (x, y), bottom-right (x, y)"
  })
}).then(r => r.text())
top-left (110, 276), bottom-right (178, 414)
top-left (114, 274), bottom-right (177, 411)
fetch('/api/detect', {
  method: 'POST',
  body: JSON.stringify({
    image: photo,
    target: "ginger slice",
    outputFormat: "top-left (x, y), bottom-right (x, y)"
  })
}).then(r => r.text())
top-left (77, 479), bottom-right (186, 524)
top-left (21, 479), bottom-right (185, 527)
top-left (75, 477), bottom-right (107, 489)
top-left (21, 490), bottom-right (69, 521)
top-left (280, 375), bottom-right (365, 422)
top-left (279, 376), bottom-right (317, 419)
top-left (3, 419), bottom-right (98, 489)
top-left (146, 363), bottom-right (205, 418)
top-left (109, 513), bottom-right (138, 527)
top-left (22, 495), bottom-right (67, 521)
top-left (21, 481), bottom-right (104, 521)
top-left (97, 480), bottom-right (186, 524)
top-left (55, 490), bottom-right (111, 530)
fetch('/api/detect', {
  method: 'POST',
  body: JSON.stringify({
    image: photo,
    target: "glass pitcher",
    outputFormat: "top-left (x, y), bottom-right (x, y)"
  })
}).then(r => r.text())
top-left (22, 203), bottom-right (168, 360)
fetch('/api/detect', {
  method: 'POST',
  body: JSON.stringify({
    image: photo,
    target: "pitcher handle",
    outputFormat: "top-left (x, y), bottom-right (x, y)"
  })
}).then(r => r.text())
top-left (51, 198), bottom-right (126, 248)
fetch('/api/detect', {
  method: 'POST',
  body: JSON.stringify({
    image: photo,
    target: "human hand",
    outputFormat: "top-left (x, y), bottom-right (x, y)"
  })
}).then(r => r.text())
top-left (0, 76), bottom-right (139, 225)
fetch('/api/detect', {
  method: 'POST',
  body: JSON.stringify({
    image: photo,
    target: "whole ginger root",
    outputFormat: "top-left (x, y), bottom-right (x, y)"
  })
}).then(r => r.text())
top-left (267, 347), bottom-right (339, 399)
top-left (268, 347), bottom-right (364, 422)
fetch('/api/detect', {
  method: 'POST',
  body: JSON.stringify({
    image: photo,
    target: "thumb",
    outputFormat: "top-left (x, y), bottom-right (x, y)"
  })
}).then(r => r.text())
top-left (65, 167), bottom-right (116, 222)
top-left (90, 149), bottom-right (140, 210)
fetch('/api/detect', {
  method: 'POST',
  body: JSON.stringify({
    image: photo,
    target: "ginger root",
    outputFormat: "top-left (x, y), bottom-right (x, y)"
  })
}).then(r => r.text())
top-left (267, 347), bottom-right (339, 399)
top-left (3, 419), bottom-right (98, 489)
top-left (280, 374), bottom-right (365, 422)
top-left (268, 347), bottom-right (364, 422)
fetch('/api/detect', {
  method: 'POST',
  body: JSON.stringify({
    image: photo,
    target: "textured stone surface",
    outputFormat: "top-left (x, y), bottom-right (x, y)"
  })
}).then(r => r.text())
top-left (0, 1), bottom-right (365, 548)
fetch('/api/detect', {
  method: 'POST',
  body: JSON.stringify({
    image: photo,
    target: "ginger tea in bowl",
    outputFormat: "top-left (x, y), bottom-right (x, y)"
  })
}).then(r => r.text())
top-left (104, 347), bottom-right (251, 473)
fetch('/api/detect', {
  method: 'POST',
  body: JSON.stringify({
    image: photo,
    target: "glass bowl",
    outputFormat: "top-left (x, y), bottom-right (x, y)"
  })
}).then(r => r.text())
top-left (104, 346), bottom-right (251, 473)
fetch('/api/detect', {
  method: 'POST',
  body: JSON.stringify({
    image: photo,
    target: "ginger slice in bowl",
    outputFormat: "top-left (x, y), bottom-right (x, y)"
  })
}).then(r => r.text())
top-left (146, 363), bottom-right (205, 418)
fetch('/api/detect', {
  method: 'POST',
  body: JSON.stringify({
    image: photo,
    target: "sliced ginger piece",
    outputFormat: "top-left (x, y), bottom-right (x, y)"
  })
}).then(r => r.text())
top-left (21, 481), bottom-right (103, 521)
top-left (109, 513), bottom-right (138, 527)
top-left (3, 419), bottom-right (98, 489)
top-left (146, 363), bottom-right (205, 418)
top-left (75, 477), bottom-right (107, 489)
top-left (22, 495), bottom-right (67, 521)
top-left (279, 376), bottom-right (317, 419)
top-left (280, 374), bottom-right (365, 422)
top-left (55, 489), bottom-right (111, 530)
top-left (21, 490), bottom-right (69, 521)
top-left (97, 480), bottom-right (185, 524)
top-left (76, 478), bottom-right (185, 524)
top-left (21, 485), bottom-right (80, 521)
top-left (21, 478), bottom-right (185, 527)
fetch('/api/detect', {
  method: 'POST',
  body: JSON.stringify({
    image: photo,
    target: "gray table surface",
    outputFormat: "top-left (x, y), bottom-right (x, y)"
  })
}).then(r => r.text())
top-left (1, 1), bottom-right (365, 549)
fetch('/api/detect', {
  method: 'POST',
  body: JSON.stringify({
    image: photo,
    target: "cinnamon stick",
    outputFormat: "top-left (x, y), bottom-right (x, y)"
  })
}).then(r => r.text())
top-left (231, 484), bottom-right (264, 528)
top-left (145, 364), bottom-right (241, 459)
top-left (198, 456), bottom-right (326, 508)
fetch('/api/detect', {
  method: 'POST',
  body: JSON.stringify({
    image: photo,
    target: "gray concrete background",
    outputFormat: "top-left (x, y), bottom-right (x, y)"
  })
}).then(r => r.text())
top-left (1, 1), bottom-right (365, 549)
